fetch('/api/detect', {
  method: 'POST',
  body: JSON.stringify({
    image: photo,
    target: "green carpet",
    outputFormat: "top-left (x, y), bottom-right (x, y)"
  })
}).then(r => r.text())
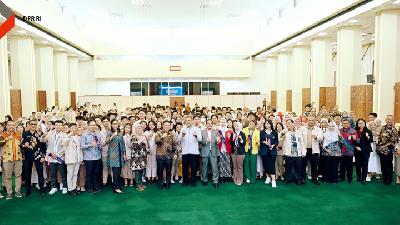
top-left (0, 179), bottom-right (399, 225)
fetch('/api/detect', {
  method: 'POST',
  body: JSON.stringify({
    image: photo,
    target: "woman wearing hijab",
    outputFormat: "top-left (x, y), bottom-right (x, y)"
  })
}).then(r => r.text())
top-left (367, 121), bottom-right (382, 181)
top-left (217, 118), bottom-right (233, 183)
top-left (321, 122), bottom-right (341, 183)
top-left (230, 122), bottom-right (246, 186)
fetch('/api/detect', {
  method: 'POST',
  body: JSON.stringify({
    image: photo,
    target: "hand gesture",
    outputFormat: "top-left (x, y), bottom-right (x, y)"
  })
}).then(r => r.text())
top-left (90, 141), bottom-right (97, 147)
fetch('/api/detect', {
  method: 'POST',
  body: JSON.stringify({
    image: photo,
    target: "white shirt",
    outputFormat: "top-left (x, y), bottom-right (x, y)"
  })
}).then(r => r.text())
top-left (181, 126), bottom-right (202, 155)
top-left (208, 129), bottom-right (212, 150)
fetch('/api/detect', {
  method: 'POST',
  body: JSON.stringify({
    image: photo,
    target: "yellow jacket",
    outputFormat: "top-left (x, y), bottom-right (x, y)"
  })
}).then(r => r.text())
top-left (242, 128), bottom-right (260, 154)
top-left (1, 132), bottom-right (23, 162)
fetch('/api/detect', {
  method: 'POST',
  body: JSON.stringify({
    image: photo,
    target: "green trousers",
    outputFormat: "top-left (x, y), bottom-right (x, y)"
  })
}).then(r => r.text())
top-left (244, 151), bottom-right (257, 183)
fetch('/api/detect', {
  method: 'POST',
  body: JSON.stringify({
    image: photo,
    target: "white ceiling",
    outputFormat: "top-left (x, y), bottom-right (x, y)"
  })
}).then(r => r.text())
top-left (56, 0), bottom-right (284, 29)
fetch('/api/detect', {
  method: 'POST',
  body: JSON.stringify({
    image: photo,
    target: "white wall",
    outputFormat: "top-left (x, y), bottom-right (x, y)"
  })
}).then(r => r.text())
top-left (78, 60), bottom-right (97, 96)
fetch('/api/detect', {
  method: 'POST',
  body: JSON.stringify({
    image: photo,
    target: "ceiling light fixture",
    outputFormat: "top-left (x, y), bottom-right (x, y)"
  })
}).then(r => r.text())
top-left (297, 42), bottom-right (304, 45)
top-left (318, 32), bottom-right (327, 36)
top-left (349, 19), bottom-right (359, 23)
top-left (17, 30), bottom-right (27, 34)
top-left (361, 33), bottom-right (367, 36)
top-left (41, 40), bottom-right (49, 44)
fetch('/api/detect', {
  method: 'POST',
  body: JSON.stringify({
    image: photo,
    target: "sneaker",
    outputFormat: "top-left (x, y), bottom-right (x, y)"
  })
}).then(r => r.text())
top-left (246, 179), bottom-right (250, 184)
top-left (307, 175), bottom-right (312, 180)
top-left (0, 193), bottom-right (4, 199)
top-left (35, 184), bottom-right (40, 190)
top-left (179, 178), bottom-right (183, 184)
top-left (265, 177), bottom-right (271, 184)
top-left (49, 188), bottom-right (58, 195)
top-left (6, 194), bottom-right (12, 200)
top-left (142, 177), bottom-right (147, 183)
top-left (366, 176), bottom-right (371, 182)
top-left (62, 188), bottom-right (68, 194)
top-left (15, 192), bottom-right (23, 198)
top-left (80, 187), bottom-right (86, 192)
top-left (271, 181), bottom-right (277, 188)
top-left (59, 183), bottom-right (63, 189)
top-left (170, 179), bottom-right (175, 184)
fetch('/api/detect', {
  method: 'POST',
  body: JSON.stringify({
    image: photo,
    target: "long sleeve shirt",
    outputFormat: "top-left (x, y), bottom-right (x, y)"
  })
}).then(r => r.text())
top-left (81, 131), bottom-right (102, 161)
top-left (377, 125), bottom-right (399, 155)
top-left (181, 126), bottom-right (202, 155)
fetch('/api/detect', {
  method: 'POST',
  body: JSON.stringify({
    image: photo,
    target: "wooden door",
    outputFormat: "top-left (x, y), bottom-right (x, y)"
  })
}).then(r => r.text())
top-left (286, 90), bottom-right (292, 112)
top-left (37, 90), bottom-right (47, 111)
top-left (395, 82), bottom-right (400, 123)
top-left (10, 89), bottom-right (22, 119)
top-left (302, 88), bottom-right (311, 113)
top-left (271, 90), bottom-right (277, 109)
top-left (351, 85), bottom-right (373, 120)
top-left (55, 91), bottom-right (59, 108)
top-left (169, 97), bottom-right (185, 108)
top-left (70, 92), bottom-right (77, 109)
top-left (319, 87), bottom-right (337, 109)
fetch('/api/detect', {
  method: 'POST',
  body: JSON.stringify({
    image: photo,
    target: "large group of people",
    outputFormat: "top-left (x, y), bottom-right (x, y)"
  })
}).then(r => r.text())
top-left (0, 102), bottom-right (399, 200)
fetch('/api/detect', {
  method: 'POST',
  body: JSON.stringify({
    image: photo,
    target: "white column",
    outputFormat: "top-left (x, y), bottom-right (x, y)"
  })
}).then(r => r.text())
top-left (10, 36), bottom-right (36, 116)
top-left (68, 56), bottom-right (79, 94)
top-left (266, 56), bottom-right (277, 95)
top-left (311, 38), bottom-right (333, 109)
top-left (35, 45), bottom-right (55, 107)
top-left (292, 45), bottom-right (311, 113)
top-left (0, 35), bottom-right (10, 119)
top-left (374, 9), bottom-right (400, 118)
top-left (277, 51), bottom-right (292, 112)
top-left (336, 26), bottom-right (362, 112)
top-left (54, 52), bottom-right (70, 109)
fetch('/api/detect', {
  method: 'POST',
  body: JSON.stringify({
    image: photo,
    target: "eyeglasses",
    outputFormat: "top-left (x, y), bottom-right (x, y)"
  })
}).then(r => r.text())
top-left (31, 123), bottom-right (37, 125)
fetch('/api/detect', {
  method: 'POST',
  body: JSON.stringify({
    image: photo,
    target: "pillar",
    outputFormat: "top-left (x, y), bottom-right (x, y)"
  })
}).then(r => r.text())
top-left (277, 51), bottom-right (292, 112)
top-left (0, 35), bottom-right (10, 119)
top-left (54, 51), bottom-right (70, 109)
top-left (292, 45), bottom-right (311, 113)
top-left (68, 56), bottom-right (79, 93)
top-left (336, 26), bottom-right (362, 112)
top-left (266, 56), bottom-right (277, 103)
top-left (35, 45), bottom-right (55, 107)
top-left (374, 9), bottom-right (400, 118)
top-left (311, 38), bottom-right (333, 109)
top-left (10, 36), bottom-right (36, 116)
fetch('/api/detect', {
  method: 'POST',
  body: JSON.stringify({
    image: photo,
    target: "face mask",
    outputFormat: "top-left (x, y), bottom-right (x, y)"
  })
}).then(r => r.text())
top-left (200, 118), bottom-right (206, 123)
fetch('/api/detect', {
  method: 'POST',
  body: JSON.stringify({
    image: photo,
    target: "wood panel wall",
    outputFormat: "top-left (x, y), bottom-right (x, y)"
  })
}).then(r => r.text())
top-left (270, 90), bottom-right (277, 109)
top-left (10, 89), bottom-right (22, 119)
top-left (37, 90), bottom-right (47, 112)
top-left (319, 87), bottom-right (337, 110)
top-left (395, 82), bottom-right (400, 123)
top-left (350, 85), bottom-right (373, 120)
top-left (302, 88), bottom-right (311, 113)
top-left (169, 97), bottom-right (185, 108)
top-left (70, 92), bottom-right (77, 109)
top-left (286, 90), bottom-right (292, 112)
top-left (55, 91), bottom-right (59, 108)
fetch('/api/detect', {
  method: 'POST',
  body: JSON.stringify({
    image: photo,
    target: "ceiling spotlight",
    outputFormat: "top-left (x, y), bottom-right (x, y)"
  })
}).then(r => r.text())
top-left (349, 19), bottom-right (359, 23)
top-left (318, 32), bottom-right (327, 36)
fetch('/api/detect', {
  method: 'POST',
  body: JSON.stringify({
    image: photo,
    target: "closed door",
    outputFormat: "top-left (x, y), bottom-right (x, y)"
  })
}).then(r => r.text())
top-left (170, 97), bottom-right (185, 108)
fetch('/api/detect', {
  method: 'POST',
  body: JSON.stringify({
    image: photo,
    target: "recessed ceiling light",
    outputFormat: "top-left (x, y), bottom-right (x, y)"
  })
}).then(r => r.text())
top-left (297, 42), bottom-right (304, 45)
top-left (349, 19), bottom-right (359, 23)
top-left (17, 30), bottom-right (27, 34)
top-left (41, 40), bottom-right (49, 44)
top-left (361, 33), bottom-right (367, 36)
top-left (318, 32), bottom-right (327, 36)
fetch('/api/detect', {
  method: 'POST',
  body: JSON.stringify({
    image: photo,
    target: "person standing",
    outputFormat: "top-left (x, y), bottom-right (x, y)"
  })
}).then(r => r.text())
top-left (259, 120), bottom-right (278, 188)
top-left (62, 123), bottom-right (83, 196)
top-left (105, 119), bottom-right (126, 194)
top-left (181, 116), bottom-right (202, 187)
top-left (377, 115), bottom-right (399, 185)
top-left (230, 122), bottom-right (246, 185)
top-left (100, 117), bottom-right (112, 187)
top-left (321, 122), bottom-right (341, 183)
top-left (200, 119), bottom-right (220, 188)
top-left (1, 121), bottom-right (24, 200)
top-left (22, 120), bottom-right (46, 196)
top-left (217, 118), bottom-right (233, 183)
top-left (339, 118), bottom-right (358, 183)
top-left (242, 120), bottom-right (260, 184)
top-left (155, 121), bottom-right (177, 189)
top-left (131, 126), bottom-right (149, 192)
top-left (282, 119), bottom-right (306, 185)
top-left (354, 118), bottom-right (373, 184)
top-left (81, 120), bottom-right (102, 193)
top-left (122, 124), bottom-right (133, 186)
top-left (145, 121), bottom-right (157, 182)
top-left (43, 120), bottom-right (68, 195)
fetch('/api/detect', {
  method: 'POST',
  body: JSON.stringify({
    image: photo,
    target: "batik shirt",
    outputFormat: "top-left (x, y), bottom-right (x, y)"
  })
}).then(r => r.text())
top-left (377, 125), bottom-right (399, 155)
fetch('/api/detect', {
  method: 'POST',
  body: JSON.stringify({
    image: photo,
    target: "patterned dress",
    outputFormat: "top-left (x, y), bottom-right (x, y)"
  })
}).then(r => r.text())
top-left (131, 135), bottom-right (149, 171)
top-left (106, 134), bottom-right (125, 168)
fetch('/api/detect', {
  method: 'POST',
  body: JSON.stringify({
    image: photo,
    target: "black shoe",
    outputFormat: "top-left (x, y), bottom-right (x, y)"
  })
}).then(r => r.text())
top-left (361, 181), bottom-right (367, 185)
top-left (213, 183), bottom-right (219, 188)
top-left (347, 180), bottom-right (352, 184)
top-left (356, 177), bottom-right (361, 182)
top-left (339, 178), bottom-right (345, 182)
top-left (182, 182), bottom-right (188, 187)
top-left (300, 180), bottom-right (306, 185)
top-left (25, 191), bottom-right (32, 197)
top-left (72, 189), bottom-right (79, 195)
top-left (312, 180), bottom-right (320, 185)
top-left (159, 183), bottom-right (164, 189)
top-left (202, 181), bottom-right (208, 186)
top-left (93, 187), bottom-right (101, 193)
top-left (40, 191), bottom-right (46, 196)
top-left (191, 182), bottom-right (197, 187)
top-left (69, 191), bottom-right (77, 196)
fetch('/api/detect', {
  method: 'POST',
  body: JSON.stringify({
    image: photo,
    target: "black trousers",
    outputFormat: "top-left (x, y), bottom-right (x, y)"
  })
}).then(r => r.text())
top-left (157, 158), bottom-right (172, 186)
top-left (355, 150), bottom-right (370, 181)
top-left (379, 153), bottom-right (393, 185)
top-left (284, 156), bottom-right (302, 183)
top-left (261, 153), bottom-right (276, 175)
top-left (322, 156), bottom-right (339, 183)
top-left (111, 167), bottom-right (121, 190)
top-left (84, 160), bottom-right (100, 190)
top-left (24, 157), bottom-right (45, 193)
top-left (340, 155), bottom-right (353, 181)
top-left (50, 162), bottom-right (67, 188)
top-left (301, 149), bottom-right (319, 181)
top-left (182, 154), bottom-right (199, 184)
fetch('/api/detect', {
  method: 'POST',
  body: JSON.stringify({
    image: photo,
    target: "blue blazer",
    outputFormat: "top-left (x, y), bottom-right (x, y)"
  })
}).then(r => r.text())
top-left (259, 130), bottom-right (278, 156)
